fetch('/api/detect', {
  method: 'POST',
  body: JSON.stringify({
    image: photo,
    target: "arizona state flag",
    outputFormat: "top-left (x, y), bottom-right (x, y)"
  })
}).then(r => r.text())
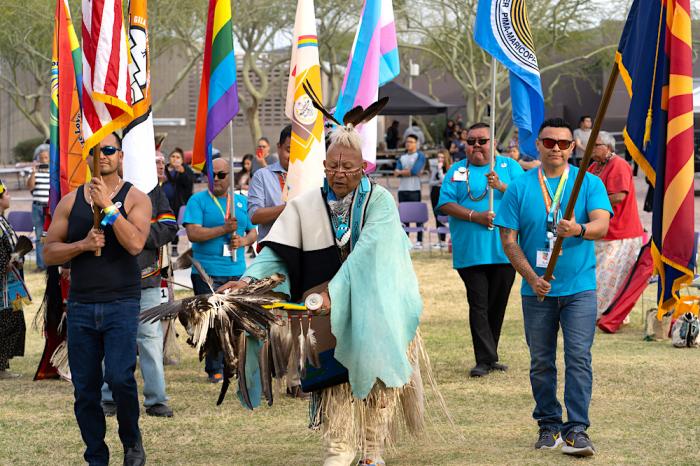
top-left (616, 0), bottom-right (695, 317)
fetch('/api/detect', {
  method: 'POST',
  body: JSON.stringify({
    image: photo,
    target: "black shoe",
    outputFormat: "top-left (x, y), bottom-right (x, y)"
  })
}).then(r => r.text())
top-left (489, 362), bottom-right (508, 372)
top-left (171, 247), bottom-right (179, 258)
top-left (562, 430), bottom-right (596, 457)
top-left (102, 401), bottom-right (116, 417)
top-left (123, 439), bottom-right (146, 466)
top-left (534, 427), bottom-right (563, 450)
top-left (469, 363), bottom-right (490, 377)
top-left (145, 403), bottom-right (173, 417)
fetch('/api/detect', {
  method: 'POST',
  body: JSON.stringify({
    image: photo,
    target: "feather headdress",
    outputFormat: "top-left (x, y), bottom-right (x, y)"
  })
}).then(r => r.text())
top-left (302, 79), bottom-right (388, 129)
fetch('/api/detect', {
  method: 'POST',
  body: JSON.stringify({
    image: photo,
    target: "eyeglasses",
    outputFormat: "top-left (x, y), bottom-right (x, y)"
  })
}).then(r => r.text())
top-left (466, 138), bottom-right (490, 146)
top-left (324, 167), bottom-right (364, 177)
top-left (91, 145), bottom-right (122, 156)
top-left (540, 138), bottom-right (574, 150)
top-left (214, 171), bottom-right (229, 180)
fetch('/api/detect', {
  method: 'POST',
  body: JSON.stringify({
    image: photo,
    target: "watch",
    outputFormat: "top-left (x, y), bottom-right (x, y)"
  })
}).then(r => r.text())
top-left (240, 276), bottom-right (253, 284)
top-left (577, 223), bottom-right (587, 239)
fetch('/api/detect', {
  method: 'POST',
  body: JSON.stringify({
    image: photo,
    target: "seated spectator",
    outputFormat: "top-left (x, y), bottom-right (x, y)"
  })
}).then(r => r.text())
top-left (450, 129), bottom-right (468, 162)
top-left (235, 154), bottom-right (253, 192)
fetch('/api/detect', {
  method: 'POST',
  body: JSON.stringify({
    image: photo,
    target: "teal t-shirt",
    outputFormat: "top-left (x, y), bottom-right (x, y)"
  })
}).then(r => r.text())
top-left (494, 165), bottom-right (613, 297)
top-left (183, 191), bottom-right (254, 277)
top-left (437, 155), bottom-right (524, 269)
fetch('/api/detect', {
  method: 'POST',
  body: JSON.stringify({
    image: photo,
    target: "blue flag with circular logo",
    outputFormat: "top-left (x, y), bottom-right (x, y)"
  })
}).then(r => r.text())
top-left (474, 0), bottom-right (545, 158)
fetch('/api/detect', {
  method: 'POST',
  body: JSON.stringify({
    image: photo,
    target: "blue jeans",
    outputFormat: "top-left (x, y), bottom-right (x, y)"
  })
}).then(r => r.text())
top-left (102, 287), bottom-right (168, 407)
top-left (521, 290), bottom-right (597, 436)
top-left (191, 273), bottom-right (239, 376)
top-left (67, 298), bottom-right (141, 466)
top-left (31, 202), bottom-right (46, 270)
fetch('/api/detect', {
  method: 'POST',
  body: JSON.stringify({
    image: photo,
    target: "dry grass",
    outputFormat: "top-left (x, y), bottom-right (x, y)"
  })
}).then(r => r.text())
top-left (1, 254), bottom-right (699, 465)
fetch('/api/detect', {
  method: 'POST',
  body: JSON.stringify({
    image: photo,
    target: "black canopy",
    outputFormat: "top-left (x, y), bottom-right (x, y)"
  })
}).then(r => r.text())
top-left (378, 81), bottom-right (453, 115)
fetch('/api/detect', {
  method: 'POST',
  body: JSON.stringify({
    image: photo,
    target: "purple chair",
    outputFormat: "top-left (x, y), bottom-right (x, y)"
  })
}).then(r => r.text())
top-left (398, 202), bottom-right (429, 248)
top-left (428, 215), bottom-right (450, 254)
top-left (7, 211), bottom-right (34, 235)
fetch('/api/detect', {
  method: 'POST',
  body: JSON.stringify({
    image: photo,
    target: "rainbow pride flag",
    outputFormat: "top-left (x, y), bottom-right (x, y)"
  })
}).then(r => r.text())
top-left (49, 0), bottom-right (87, 214)
top-left (334, 0), bottom-right (399, 169)
top-left (192, 0), bottom-right (240, 189)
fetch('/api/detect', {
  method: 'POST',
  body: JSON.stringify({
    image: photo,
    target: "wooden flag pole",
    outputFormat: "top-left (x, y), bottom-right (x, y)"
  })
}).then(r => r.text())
top-left (538, 62), bottom-right (620, 300)
top-left (228, 120), bottom-right (238, 262)
top-left (91, 147), bottom-right (102, 256)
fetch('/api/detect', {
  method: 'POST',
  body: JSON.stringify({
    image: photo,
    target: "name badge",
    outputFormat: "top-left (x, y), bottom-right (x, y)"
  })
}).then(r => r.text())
top-left (452, 168), bottom-right (467, 182)
top-left (223, 244), bottom-right (232, 257)
top-left (536, 248), bottom-right (551, 268)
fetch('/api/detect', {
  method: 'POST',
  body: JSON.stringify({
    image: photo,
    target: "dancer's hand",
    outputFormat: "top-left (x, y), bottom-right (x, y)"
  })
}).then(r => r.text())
top-left (80, 229), bottom-right (105, 252)
top-left (217, 280), bottom-right (248, 293)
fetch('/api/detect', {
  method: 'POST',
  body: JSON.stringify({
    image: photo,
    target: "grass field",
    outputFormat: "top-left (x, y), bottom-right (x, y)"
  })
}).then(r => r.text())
top-left (1, 254), bottom-right (699, 465)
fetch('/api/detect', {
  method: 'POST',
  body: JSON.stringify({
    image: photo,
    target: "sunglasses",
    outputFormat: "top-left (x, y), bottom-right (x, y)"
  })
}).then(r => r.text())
top-left (91, 145), bottom-right (121, 156)
top-left (540, 138), bottom-right (573, 150)
top-left (466, 138), bottom-right (490, 146)
top-left (214, 171), bottom-right (229, 180)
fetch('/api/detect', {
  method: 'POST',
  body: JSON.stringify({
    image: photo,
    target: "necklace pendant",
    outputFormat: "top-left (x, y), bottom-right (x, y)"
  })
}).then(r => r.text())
top-left (336, 222), bottom-right (349, 240)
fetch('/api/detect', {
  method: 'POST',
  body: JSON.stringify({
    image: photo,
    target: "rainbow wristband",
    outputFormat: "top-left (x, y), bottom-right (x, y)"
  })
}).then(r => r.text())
top-left (100, 204), bottom-right (120, 227)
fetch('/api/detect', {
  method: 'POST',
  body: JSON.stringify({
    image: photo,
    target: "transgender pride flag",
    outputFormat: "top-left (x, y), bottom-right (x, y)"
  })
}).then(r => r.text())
top-left (334, 0), bottom-right (399, 169)
top-left (192, 0), bottom-right (239, 189)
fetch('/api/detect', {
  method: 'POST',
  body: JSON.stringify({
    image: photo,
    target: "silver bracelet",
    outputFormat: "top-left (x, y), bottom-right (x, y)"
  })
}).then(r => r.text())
top-left (468, 210), bottom-right (474, 222)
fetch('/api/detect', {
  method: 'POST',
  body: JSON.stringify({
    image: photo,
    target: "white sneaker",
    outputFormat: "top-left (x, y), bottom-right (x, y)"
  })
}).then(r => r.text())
top-left (431, 242), bottom-right (442, 250)
top-left (413, 242), bottom-right (423, 250)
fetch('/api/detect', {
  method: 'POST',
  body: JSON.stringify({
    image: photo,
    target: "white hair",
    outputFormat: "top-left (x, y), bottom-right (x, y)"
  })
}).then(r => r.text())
top-left (327, 126), bottom-right (363, 154)
top-left (598, 131), bottom-right (616, 151)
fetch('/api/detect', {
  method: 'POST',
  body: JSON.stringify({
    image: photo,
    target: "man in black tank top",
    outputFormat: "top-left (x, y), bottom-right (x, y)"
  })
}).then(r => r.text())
top-left (44, 133), bottom-right (152, 466)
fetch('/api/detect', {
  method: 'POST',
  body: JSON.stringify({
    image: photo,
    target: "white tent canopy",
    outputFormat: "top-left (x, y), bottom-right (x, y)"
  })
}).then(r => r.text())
top-left (694, 78), bottom-right (700, 113)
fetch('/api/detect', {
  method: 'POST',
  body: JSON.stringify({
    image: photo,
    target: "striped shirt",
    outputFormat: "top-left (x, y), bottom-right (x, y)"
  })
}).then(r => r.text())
top-left (32, 170), bottom-right (50, 204)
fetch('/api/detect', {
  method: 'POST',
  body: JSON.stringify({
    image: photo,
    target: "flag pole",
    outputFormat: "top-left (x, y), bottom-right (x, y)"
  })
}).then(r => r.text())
top-left (92, 150), bottom-right (102, 256)
top-left (488, 57), bottom-right (497, 229)
top-left (228, 120), bottom-right (238, 262)
top-left (538, 62), bottom-right (620, 301)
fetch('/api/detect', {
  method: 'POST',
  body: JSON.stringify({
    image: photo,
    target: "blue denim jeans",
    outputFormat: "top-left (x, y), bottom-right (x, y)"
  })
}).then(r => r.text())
top-left (67, 298), bottom-right (141, 466)
top-left (521, 290), bottom-right (597, 436)
top-left (191, 273), bottom-right (240, 376)
top-left (102, 287), bottom-right (167, 407)
top-left (31, 202), bottom-right (46, 270)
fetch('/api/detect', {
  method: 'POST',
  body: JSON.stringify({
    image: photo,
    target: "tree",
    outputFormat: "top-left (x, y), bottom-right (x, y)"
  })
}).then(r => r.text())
top-left (149, 0), bottom-right (208, 113)
top-left (397, 0), bottom-right (624, 143)
top-left (0, 0), bottom-right (53, 138)
top-left (315, 1), bottom-right (358, 106)
top-left (233, 0), bottom-right (294, 144)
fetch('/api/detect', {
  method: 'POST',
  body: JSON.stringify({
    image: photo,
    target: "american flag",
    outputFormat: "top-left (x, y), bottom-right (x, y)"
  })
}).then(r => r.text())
top-left (81, 0), bottom-right (133, 157)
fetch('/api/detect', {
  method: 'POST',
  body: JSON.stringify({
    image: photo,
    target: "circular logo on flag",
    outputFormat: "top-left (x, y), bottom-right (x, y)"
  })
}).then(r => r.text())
top-left (294, 94), bottom-right (317, 126)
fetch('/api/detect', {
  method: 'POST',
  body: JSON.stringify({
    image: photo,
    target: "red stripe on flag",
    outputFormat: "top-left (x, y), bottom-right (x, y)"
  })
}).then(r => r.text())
top-left (102, 3), bottom-right (120, 97)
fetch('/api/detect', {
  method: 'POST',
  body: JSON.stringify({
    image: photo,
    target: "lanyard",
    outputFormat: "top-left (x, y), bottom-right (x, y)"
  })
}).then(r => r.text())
top-left (277, 172), bottom-right (286, 192)
top-left (209, 192), bottom-right (231, 221)
top-left (538, 166), bottom-right (569, 223)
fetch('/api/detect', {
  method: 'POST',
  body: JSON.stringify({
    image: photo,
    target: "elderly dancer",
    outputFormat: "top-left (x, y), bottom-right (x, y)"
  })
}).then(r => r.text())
top-left (220, 119), bottom-right (428, 466)
top-left (587, 131), bottom-right (644, 318)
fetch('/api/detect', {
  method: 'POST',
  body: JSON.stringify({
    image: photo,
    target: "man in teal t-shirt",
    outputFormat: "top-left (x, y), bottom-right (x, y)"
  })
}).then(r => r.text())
top-left (437, 122), bottom-right (524, 378)
top-left (495, 118), bottom-right (612, 457)
top-left (183, 158), bottom-right (257, 382)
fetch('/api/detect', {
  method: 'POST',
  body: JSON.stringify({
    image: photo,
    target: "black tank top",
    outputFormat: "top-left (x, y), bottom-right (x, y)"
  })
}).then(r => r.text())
top-left (67, 182), bottom-right (141, 303)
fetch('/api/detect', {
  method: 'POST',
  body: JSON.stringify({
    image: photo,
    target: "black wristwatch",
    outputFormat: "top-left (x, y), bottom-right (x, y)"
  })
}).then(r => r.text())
top-left (577, 223), bottom-right (587, 239)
